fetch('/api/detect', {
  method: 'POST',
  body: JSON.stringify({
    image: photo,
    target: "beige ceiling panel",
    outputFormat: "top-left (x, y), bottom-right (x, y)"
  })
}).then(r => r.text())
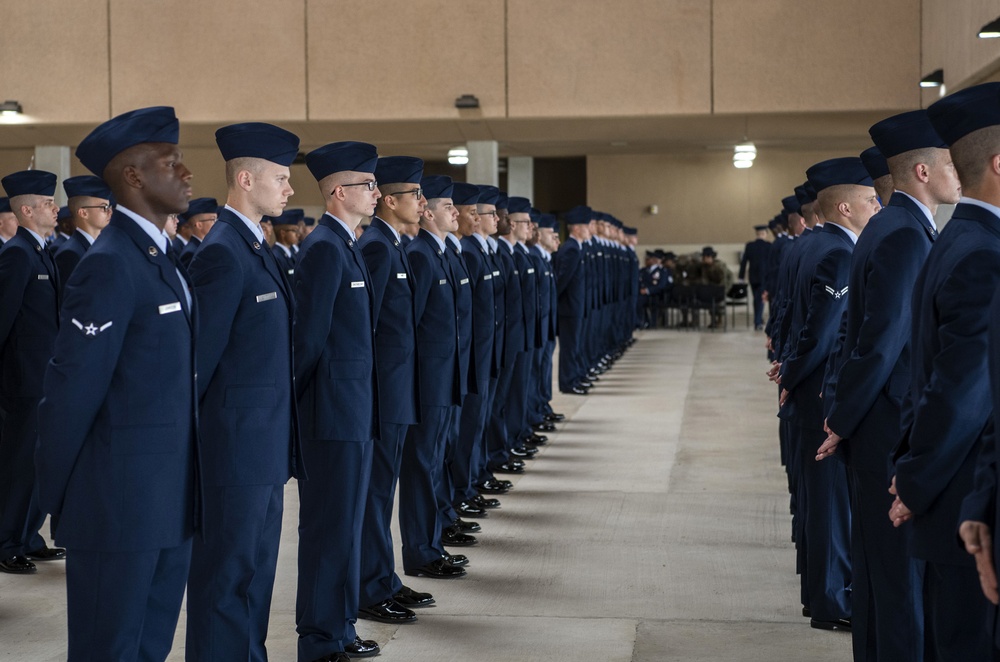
top-left (110, 0), bottom-right (307, 122)
top-left (306, 0), bottom-right (506, 121)
top-left (507, 0), bottom-right (711, 118)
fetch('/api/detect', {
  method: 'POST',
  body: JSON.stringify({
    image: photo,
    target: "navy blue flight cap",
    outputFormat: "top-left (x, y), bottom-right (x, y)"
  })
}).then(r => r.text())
top-left (421, 175), bottom-right (454, 200)
top-left (754, 224), bottom-right (768, 231)
top-left (180, 197), bottom-right (218, 221)
top-left (508, 197), bottom-right (532, 214)
top-left (793, 185), bottom-right (810, 208)
top-left (623, 226), bottom-right (637, 236)
top-left (564, 205), bottom-right (592, 225)
top-left (767, 219), bottom-right (779, 231)
top-left (303, 216), bottom-right (315, 226)
top-left (374, 156), bottom-right (424, 185)
top-left (806, 157), bottom-right (873, 193)
top-left (869, 110), bottom-right (948, 159)
top-left (781, 195), bottom-right (801, 215)
top-left (215, 122), bottom-right (300, 166)
top-left (0, 197), bottom-right (9, 213)
top-left (57, 205), bottom-right (71, 221)
top-left (476, 185), bottom-right (500, 205)
top-left (273, 208), bottom-right (304, 226)
top-left (860, 146), bottom-right (890, 180)
top-left (76, 106), bottom-right (179, 177)
top-left (928, 82), bottom-right (1000, 146)
top-left (306, 141), bottom-right (378, 181)
top-left (496, 192), bottom-right (509, 210)
top-left (2, 170), bottom-right (58, 198)
top-left (63, 175), bottom-right (112, 200)
top-left (452, 182), bottom-right (481, 206)
top-left (538, 213), bottom-right (557, 229)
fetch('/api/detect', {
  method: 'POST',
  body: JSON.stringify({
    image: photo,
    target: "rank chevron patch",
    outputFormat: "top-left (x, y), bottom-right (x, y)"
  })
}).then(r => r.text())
top-left (824, 285), bottom-right (849, 299)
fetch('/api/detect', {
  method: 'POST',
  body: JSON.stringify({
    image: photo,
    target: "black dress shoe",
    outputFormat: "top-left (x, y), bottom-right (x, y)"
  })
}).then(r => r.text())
top-left (404, 558), bottom-right (466, 578)
top-left (578, 380), bottom-right (594, 388)
top-left (545, 412), bottom-right (566, 422)
top-left (455, 501), bottom-right (488, 517)
top-left (345, 636), bottom-right (380, 658)
top-left (472, 494), bottom-right (500, 509)
top-left (510, 446), bottom-right (536, 459)
top-left (568, 385), bottom-right (589, 395)
top-left (810, 618), bottom-right (851, 632)
top-left (532, 421), bottom-right (556, 432)
top-left (359, 598), bottom-right (416, 624)
top-left (478, 480), bottom-right (510, 494)
top-left (528, 433), bottom-right (548, 445)
top-left (0, 555), bottom-right (37, 574)
top-left (586, 373), bottom-right (601, 381)
top-left (25, 546), bottom-right (65, 561)
top-left (310, 654), bottom-right (350, 662)
top-left (442, 526), bottom-right (478, 547)
top-left (801, 606), bottom-right (811, 618)
top-left (444, 553), bottom-right (469, 567)
top-left (394, 584), bottom-right (435, 607)
top-left (452, 517), bottom-right (482, 533)
top-left (493, 462), bottom-right (524, 474)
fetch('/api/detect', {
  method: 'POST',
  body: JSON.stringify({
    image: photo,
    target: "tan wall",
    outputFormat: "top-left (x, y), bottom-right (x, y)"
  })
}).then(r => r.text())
top-left (921, 0), bottom-right (1000, 107)
top-left (587, 148), bottom-right (863, 245)
top-left (0, 0), bottom-right (110, 123)
top-left (307, 0), bottom-right (506, 121)
top-left (109, 0), bottom-right (307, 121)
top-left (713, 0), bottom-right (921, 113)
top-left (507, 0), bottom-right (712, 117)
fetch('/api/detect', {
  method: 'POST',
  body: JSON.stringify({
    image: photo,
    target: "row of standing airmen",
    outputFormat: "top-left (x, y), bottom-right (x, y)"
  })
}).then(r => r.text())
top-left (761, 82), bottom-right (1000, 661)
top-left (0, 106), bottom-right (642, 662)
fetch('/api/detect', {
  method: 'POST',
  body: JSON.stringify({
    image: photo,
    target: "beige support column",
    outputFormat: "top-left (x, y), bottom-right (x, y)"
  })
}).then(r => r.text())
top-left (466, 140), bottom-right (498, 187)
top-left (506, 156), bottom-right (534, 200)
top-left (34, 145), bottom-right (71, 205)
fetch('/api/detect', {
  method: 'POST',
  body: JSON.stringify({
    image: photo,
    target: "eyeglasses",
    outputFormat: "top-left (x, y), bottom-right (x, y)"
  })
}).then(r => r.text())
top-left (340, 180), bottom-right (378, 192)
top-left (80, 204), bottom-right (113, 213)
top-left (389, 188), bottom-right (421, 198)
top-left (478, 210), bottom-right (497, 218)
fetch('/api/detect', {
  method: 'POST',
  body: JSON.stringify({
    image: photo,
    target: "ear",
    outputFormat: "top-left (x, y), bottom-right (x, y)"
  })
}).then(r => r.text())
top-left (122, 164), bottom-right (143, 190)
top-left (838, 200), bottom-right (852, 218)
top-left (915, 162), bottom-right (931, 184)
top-left (238, 169), bottom-right (253, 191)
top-left (992, 153), bottom-right (1000, 177)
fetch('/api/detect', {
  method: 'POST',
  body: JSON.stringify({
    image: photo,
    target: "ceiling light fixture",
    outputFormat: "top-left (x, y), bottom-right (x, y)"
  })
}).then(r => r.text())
top-left (733, 142), bottom-right (756, 169)
top-left (979, 17), bottom-right (1000, 38)
top-left (448, 147), bottom-right (469, 166)
top-left (919, 69), bottom-right (944, 88)
top-left (0, 100), bottom-right (23, 116)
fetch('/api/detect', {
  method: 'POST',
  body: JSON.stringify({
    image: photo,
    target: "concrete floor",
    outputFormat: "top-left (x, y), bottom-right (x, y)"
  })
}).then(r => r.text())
top-left (0, 328), bottom-right (851, 661)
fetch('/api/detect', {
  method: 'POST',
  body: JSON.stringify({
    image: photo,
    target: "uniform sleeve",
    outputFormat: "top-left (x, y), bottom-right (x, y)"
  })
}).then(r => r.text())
top-left (827, 226), bottom-right (928, 438)
top-left (188, 241), bottom-right (244, 400)
top-left (0, 246), bottom-right (31, 347)
top-left (781, 248), bottom-right (851, 393)
top-left (36, 251), bottom-right (135, 516)
top-left (406, 247), bottom-right (432, 327)
top-left (293, 240), bottom-right (342, 400)
top-left (360, 240), bottom-right (391, 327)
top-left (555, 245), bottom-right (580, 296)
top-left (896, 249), bottom-right (1000, 516)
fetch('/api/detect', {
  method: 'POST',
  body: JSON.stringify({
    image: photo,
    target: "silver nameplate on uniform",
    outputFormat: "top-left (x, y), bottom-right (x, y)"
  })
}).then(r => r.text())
top-left (483, 274), bottom-right (492, 280)
top-left (438, 279), bottom-right (447, 285)
top-left (492, 270), bottom-right (500, 276)
top-left (159, 302), bottom-right (182, 315)
top-left (287, 269), bottom-right (295, 275)
top-left (37, 274), bottom-right (49, 280)
top-left (396, 272), bottom-right (407, 279)
top-left (598, 252), bottom-right (603, 256)
top-left (545, 271), bottom-right (550, 276)
top-left (514, 270), bottom-right (519, 275)
top-left (460, 278), bottom-right (469, 285)
top-left (527, 268), bottom-right (535, 274)
top-left (256, 292), bottom-right (277, 303)
top-left (351, 281), bottom-right (365, 288)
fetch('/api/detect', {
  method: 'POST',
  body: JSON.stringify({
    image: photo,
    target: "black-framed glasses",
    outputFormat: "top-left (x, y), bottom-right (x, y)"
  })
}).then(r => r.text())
top-left (478, 210), bottom-right (497, 218)
top-left (389, 187), bottom-right (421, 198)
top-left (340, 180), bottom-right (378, 192)
top-left (80, 204), bottom-right (113, 213)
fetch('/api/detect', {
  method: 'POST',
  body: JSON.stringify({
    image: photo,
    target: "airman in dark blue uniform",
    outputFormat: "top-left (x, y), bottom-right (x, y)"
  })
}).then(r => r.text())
top-left (53, 176), bottom-right (113, 296)
top-left (0, 169), bottom-right (62, 575)
top-left (894, 83), bottom-right (1000, 661)
top-left (294, 141), bottom-right (381, 662)
top-left (739, 224), bottom-right (771, 329)
top-left (357, 156), bottom-right (433, 624)
top-left (780, 157), bottom-right (881, 631)
top-left (271, 207), bottom-right (302, 277)
top-left (37, 105), bottom-right (199, 660)
top-left (184, 122), bottom-right (306, 661)
top-left (177, 197), bottom-right (217, 269)
top-left (555, 205), bottom-right (591, 395)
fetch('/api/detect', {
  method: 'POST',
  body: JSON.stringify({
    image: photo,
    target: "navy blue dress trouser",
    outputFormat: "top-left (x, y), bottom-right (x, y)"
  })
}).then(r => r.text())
top-left (399, 406), bottom-right (450, 572)
top-left (360, 422), bottom-right (408, 608)
top-left (0, 400), bottom-right (46, 558)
